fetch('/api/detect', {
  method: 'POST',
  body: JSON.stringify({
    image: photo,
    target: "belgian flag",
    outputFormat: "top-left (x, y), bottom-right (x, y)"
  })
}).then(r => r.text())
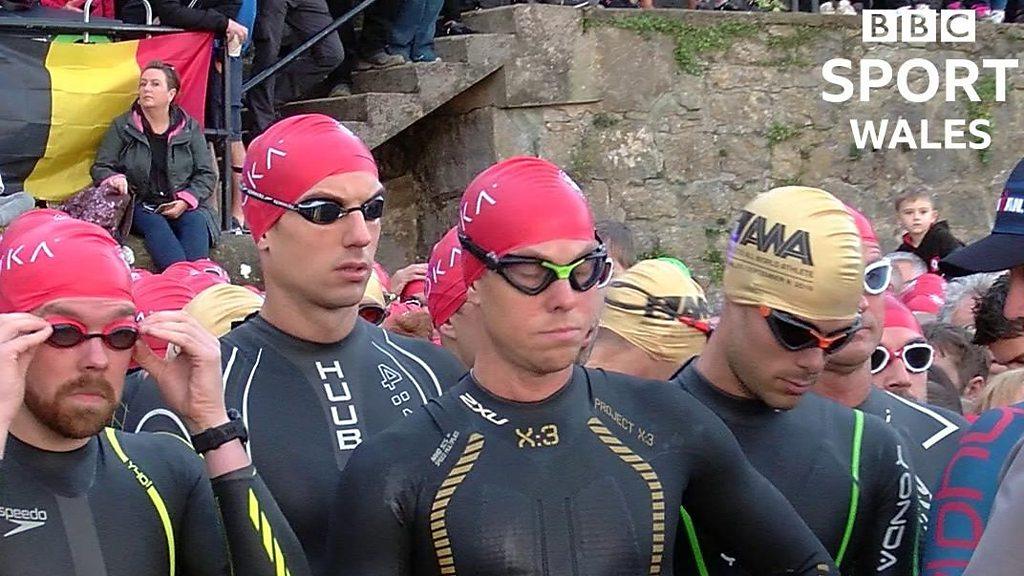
top-left (0, 32), bottom-right (212, 201)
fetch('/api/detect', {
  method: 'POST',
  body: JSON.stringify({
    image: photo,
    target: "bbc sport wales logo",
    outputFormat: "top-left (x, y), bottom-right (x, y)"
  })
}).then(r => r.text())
top-left (820, 11), bottom-right (1018, 151)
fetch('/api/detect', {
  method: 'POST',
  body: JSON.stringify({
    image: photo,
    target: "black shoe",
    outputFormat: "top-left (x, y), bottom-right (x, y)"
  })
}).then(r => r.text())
top-left (438, 20), bottom-right (475, 36)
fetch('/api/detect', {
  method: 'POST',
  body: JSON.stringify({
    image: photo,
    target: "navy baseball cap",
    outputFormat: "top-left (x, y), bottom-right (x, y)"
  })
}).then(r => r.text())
top-left (941, 158), bottom-right (1024, 278)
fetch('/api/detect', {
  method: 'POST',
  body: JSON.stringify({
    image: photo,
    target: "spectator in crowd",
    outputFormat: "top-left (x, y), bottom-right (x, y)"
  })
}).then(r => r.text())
top-left (971, 275), bottom-right (1024, 375)
top-left (887, 251), bottom-right (929, 294)
top-left (92, 62), bottom-right (218, 271)
top-left (42, 0), bottom-right (113, 16)
top-left (120, 0), bottom-right (247, 42)
top-left (0, 170), bottom-right (34, 228)
top-left (874, 294), bottom-right (933, 401)
top-left (893, 186), bottom-right (964, 276)
top-left (388, 0), bottom-right (445, 62)
top-left (939, 272), bottom-right (1001, 331)
top-left (247, 0), bottom-right (346, 133)
top-left (924, 322), bottom-right (989, 414)
top-left (595, 219), bottom-right (636, 275)
top-left (586, 258), bottom-right (711, 379)
top-left (976, 368), bottom-right (1024, 413)
top-left (927, 372), bottom-right (966, 414)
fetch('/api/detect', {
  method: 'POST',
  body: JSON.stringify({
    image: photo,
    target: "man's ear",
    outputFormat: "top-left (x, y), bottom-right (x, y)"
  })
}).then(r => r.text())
top-left (438, 320), bottom-right (457, 340)
top-left (465, 282), bottom-right (481, 307)
top-left (964, 375), bottom-right (986, 401)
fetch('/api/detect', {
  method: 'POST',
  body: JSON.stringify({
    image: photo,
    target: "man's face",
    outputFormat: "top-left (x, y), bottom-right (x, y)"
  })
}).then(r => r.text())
top-left (441, 302), bottom-right (481, 368)
top-left (826, 245), bottom-right (885, 371)
top-left (1003, 266), bottom-right (1024, 321)
top-left (988, 336), bottom-right (1024, 373)
top-left (260, 172), bottom-right (382, 311)
top-left (24, 298), bottom-right (136, 439)
top-left (471, 239), bottom-right (605, 376)
top-left (724, 303), bottom-right (857, 410)
top-left (875, 327), bottom-right (929, 401)
top-left (898, 198), bottom-right (938, 237)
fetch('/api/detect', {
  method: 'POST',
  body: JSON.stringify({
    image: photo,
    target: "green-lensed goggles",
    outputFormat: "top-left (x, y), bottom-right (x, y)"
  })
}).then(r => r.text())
top-left (459, 232), bottom-right (614, 296)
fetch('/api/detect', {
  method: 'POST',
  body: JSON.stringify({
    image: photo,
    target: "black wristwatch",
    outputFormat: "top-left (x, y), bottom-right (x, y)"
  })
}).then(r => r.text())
top-left (190, 409), bottom-right (248, 454)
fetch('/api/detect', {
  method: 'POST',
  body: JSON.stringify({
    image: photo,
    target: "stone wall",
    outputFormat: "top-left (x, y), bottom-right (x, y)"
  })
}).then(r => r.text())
top-left (375, 4), bottom-right (1024, 286)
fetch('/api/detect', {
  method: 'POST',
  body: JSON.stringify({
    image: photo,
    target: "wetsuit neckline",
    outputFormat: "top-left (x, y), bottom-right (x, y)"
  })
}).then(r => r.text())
top-left (677, 362), bottom-right (776, 416)
top-left (5, 434), bottom-right (101, 496)
top-left (463, 365), bottom-right (587, 415)
top-left (249, 313), bottom-right (368, 348)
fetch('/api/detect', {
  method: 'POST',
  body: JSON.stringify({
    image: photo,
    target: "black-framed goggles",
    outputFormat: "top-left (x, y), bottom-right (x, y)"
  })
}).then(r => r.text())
top-left (243, 187), bottom-right (386, 224)
top-left (458, 232), bottom-right (613, 296)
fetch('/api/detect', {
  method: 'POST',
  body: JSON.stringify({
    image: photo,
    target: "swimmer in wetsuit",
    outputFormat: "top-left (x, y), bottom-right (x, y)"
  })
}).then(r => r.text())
top-left (672, 187), bottom-right (920, 576)
top-left (119, 115), bottom-right (465, 575)
top-left (325, 157), bottom-right (838, 576)
top-left (0, 211), bottom-right (307, 576)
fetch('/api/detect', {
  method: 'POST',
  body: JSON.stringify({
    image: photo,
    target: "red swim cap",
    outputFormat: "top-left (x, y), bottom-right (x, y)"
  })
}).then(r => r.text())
top-left (884, 293), bottom-right (923, 335)
top-left (163, 260), bottom-right (230, 294)
top-left (0, 210), bottom-right (132, 313)
top-left (401, 279), bottom-right (427, 301)
top-left (901, 273), bottom-right (946, 315)
top-left (844, 204), bottom-right (878, 249)
top-left (426, 227), bottom-right (467, 329)
top-left (133, 272), bottom-right (198, 358)
top-left (458, 157), bottom-right (595, 286)
top-left (242, 114), bottom-right (379, 240)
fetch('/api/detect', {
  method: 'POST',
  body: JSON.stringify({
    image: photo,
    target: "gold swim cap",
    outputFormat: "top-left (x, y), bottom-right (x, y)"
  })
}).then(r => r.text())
top-left (600, 259), bottom-right (711, 363)
top-left (362, 268), bottom-right (387, 309)
top-left (723, 186), bottom-right (863, 322)
top-left (184, 284), bottom-right (265, 338)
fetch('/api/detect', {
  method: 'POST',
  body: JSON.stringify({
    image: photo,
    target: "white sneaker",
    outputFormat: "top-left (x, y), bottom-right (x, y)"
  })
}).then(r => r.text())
top-left (836, 0), bottom-right (856, 14)
top-left (819, 1), bottom-right (835, 12)
top-left (987, 8), bottom-right (1005, 21)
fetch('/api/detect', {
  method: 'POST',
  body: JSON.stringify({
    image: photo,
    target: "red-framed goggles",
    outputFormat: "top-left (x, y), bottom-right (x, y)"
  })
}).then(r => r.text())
top-left (44, 316), bottom-right (140, 351)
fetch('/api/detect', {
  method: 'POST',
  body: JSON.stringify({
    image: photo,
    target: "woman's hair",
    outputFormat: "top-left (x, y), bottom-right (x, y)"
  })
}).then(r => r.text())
top-left (142, 60), bottom-right (181, 96)
top-left (977, 368), bottom-right (1024, 413)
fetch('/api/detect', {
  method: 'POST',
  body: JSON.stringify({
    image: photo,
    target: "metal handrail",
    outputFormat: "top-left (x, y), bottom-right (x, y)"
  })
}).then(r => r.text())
top-left (241, 0), bottom-right (378, 93)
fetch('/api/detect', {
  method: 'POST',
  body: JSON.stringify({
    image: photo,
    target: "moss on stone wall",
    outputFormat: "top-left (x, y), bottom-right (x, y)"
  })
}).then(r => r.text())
top-left (584, 14), bottom-right (758, 75)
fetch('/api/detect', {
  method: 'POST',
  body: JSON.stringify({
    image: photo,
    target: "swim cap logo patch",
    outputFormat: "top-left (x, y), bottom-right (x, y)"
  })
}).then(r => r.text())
top-left (733, 210), bottom-right (814, 266)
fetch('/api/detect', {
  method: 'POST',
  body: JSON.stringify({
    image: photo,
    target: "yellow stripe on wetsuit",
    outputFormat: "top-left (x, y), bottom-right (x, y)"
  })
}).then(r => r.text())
top-left (103, 427), bottom-right (176, 576)
top-left (248, 487), bottom-right (293, 576)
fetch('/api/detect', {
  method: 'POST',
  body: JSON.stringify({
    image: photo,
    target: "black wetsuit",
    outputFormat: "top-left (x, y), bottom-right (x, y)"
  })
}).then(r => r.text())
top-left (0, 429), bottom-right (309, 576)
top-left (325, 366), bottom-right (838, 576)
top-left (675, 363), bottom-right (919, 576)
top-left (119, 316), bottom-right (465, 574)
top-left (858, 387), bottom-right (966, 500)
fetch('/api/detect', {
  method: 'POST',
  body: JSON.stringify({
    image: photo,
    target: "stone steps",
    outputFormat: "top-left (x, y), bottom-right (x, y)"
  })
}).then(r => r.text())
top-left (283, 33), bottom-right (514, 149)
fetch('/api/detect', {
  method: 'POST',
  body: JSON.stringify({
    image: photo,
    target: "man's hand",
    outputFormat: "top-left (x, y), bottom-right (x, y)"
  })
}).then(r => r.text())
top-left (134, 311), bottom-right (226, 434)
top-left (389, 263), bottom-right (428, 298)
top-left (0, 315), bottom-right (52, 438)
top-left (225, 19), bottom-right (249, 44)
top-left (159, 200), bottom-right (188, 220)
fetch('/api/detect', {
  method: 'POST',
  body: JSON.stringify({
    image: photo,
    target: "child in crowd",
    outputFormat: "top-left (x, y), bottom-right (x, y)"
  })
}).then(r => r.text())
top-left (894, 186), bottom-right (964, 276)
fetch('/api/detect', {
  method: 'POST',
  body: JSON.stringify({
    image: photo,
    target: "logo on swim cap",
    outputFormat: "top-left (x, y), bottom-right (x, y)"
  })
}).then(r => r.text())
top-left (559, 170), bottom-right (583, 196)
top-left (731, 211), bottom-right (814, 266)
top-left (723, 186), bottom-right (862, 322)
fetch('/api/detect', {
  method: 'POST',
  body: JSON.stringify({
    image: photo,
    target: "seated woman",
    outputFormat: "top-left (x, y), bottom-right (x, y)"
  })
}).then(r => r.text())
top-left (92, 60), bottom-right (217, 271)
